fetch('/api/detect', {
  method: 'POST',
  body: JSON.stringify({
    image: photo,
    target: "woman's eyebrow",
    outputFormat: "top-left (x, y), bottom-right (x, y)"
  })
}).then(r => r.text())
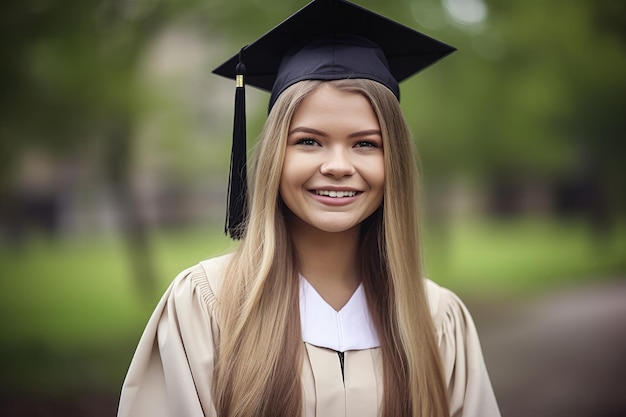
top-left (348, 129), bottom-right (382, 138)
top-left (288, 126), bottom-right (327, 136)
top-left (288, 126), bottom-right (381, 138)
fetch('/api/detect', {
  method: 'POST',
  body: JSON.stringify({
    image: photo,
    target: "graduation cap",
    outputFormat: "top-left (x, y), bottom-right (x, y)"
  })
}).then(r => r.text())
top-left (213, 0), bottom-right (456, 239)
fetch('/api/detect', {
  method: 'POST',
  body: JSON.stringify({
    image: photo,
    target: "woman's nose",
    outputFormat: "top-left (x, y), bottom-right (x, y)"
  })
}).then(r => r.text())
top-left (319, 148), bottom-right (356, 178)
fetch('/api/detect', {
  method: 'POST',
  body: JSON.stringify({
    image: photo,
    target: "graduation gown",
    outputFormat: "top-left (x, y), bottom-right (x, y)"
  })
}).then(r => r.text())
top-left (117, 254), bottom-right (501, 417)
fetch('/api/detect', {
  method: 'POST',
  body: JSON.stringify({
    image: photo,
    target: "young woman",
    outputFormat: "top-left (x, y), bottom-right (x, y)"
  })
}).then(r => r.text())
top-left (117, 1), bottom-right (501, 416)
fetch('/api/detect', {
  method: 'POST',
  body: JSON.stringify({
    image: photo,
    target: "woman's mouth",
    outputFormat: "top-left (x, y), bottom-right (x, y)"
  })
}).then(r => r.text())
top-left (314, 190), bottom-right (358, 198)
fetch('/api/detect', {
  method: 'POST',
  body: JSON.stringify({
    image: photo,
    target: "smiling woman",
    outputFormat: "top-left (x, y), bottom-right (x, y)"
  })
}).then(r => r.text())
top-left (280, 83), bottom-right (385, 236)
top-left (117, 1), bottom-right (500, 417)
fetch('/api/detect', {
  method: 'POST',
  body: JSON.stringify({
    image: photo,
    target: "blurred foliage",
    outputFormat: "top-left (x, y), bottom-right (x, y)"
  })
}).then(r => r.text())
top-left (402, 0), bottom-right (626, 185)
top-left (1, 0), bottom-right (624, 184)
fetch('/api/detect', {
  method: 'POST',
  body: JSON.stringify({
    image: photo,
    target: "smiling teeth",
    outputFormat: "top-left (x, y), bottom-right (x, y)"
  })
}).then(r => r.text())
top-left (316, 190), bottom-right (357, 198)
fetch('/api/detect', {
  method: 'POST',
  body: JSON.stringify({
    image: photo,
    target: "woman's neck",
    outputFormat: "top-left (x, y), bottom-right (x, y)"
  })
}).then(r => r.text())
top-left (289, 220), bottom-right (361, 311)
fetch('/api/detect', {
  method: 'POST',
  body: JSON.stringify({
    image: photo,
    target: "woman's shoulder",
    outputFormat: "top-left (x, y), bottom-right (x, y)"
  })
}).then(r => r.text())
top-left (424, 279), bottom-right (502, 416)
top-left (167, 252), bottom-right (234, 313)
top-left (117, 254), bottom-right (233, 416)
top-left (196, 252), bottom-right (234, 295)
top-left (424, 278), bottom-right (474, 334)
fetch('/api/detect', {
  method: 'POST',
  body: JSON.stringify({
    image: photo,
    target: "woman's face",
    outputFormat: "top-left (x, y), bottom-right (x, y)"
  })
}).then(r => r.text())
top-left (279, 83), bottom-right (384, 234)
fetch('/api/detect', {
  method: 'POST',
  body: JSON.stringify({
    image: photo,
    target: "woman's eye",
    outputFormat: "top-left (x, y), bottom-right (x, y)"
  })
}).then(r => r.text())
top-left (354, 140), bottom-right (379, 148)
top-left (296, 138), bottom-right (318, 146)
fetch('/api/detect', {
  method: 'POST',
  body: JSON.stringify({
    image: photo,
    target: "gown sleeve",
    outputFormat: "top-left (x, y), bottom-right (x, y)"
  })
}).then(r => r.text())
top-left (426, 279), bottom-right (502, 417)
top-left (117, 255), bottom-right (229, 417)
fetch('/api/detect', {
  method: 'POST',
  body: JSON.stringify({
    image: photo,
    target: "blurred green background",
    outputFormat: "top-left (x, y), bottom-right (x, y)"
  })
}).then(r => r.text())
top-left (1, 0), bottom-right (625, 416)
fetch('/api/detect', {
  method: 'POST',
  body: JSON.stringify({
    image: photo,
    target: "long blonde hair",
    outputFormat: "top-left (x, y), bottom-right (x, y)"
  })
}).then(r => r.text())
top-left (214, 79), bottom-right (449, 417)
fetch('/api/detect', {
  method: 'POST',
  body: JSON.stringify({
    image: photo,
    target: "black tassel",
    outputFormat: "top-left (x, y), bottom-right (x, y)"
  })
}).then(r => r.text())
top-left (225, 54), bottom-right (248, 240)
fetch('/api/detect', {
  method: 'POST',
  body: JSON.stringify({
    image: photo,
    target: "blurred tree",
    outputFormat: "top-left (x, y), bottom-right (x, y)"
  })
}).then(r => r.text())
top-left (572, 0), bottom-right (626, 223)
top-left (394, 0), bottom-right (626, 226)
top-left (0, 0), bottom-right (212, 295)
top-left (483, 0), bottom-right (626, 226)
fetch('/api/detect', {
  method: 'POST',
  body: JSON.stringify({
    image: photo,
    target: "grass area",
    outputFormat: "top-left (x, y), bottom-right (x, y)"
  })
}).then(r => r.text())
top-left (423, 216), bottom-right (626, 297)
top-left (0, 226), bottom-right (235, 394)
top-left (0, 216), bottom-right (624, 395)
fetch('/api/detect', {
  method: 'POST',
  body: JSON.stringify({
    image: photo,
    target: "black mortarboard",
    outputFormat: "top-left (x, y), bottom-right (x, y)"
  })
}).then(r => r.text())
top-left (213, 0), bottom-right (455, 239)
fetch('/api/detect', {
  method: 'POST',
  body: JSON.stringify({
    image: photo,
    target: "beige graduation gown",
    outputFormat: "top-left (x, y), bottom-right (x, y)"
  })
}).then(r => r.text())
top-left (117, 254), bottom-right (501, 417)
